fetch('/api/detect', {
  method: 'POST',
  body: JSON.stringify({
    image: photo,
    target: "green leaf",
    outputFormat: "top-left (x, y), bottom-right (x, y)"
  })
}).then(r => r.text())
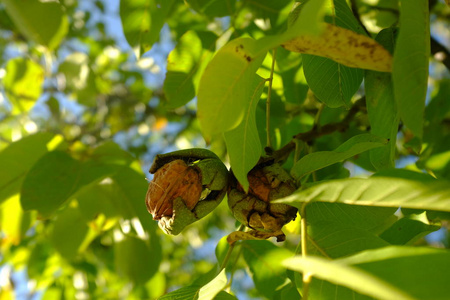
top-left (380, 213), bottom-right (440, 245)
top-left (3, 57), bottom-right (44, 114)
top-left (338, 246), bottom-right (450, 300)
top-left (120, 0), bottom-right (175, 58)
top-left (306, 202), bottom-right (396, 232)
top-left (284, 255), bottom-right (415, 300)
top-left (307, 221), bottom-right (390, 259)
top-left (242, 240), bottom-right (293, 299)
top-left (21, 151), bottom-right (116, 216)
top-left (224, 76), bottom-right (265, 190)
top-left (276, 176), bottom-right (450, 212)
top-left (392, 0), bottom-right (430, 139)
top-left (301, 0), bottom-right (366, 108)
top-left (186, 0), bottom-right (236, 18)
top-left (197, 269), bottom-right (227, 300)
top-left (291, 133), bottom-right (388, 179)
top-left (198, 38), bottom-right (266, 139)
top-left (114, 235), bottom-right (161, 285)
top-left (164, 31), bottom-right (216, 109)
top-left (3, 0), bottom-right (68, 49)
top-left (160, 287), bottom-right (237, 300)
top-left (366, 28), bottom-right (398, 170)
top-left (111, 167), bottom-right (156, 231)
top-left (0, 133), bottom-right (53, 204)
top-left (49, 206), bottom-right (89, 260)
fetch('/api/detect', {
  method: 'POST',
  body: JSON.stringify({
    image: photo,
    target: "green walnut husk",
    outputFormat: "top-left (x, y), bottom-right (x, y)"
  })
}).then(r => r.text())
top-left (227, 162), bottom-right (298, 242)
top-left (146, 148), bottom-right (229, 235)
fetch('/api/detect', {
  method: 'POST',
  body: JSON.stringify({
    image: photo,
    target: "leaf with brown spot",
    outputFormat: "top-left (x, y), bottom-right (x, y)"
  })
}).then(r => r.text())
top-left (282, 24), bottom-right (392, 72)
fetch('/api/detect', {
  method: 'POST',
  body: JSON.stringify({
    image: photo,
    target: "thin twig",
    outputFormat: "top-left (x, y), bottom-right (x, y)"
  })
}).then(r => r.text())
top-left (266, 48), bottom-right (277, 149)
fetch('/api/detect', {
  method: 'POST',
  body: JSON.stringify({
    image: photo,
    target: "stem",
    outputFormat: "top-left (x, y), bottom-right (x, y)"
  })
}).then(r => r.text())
top-left (266, 48), bottom-right (277, 148)
top-left (220, 224), bottom-right (245, 271)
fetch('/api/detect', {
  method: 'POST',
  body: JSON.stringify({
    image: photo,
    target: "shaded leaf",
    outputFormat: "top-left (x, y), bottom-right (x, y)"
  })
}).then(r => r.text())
top-left (120, 0), bottom-right (175, 58)
top-left (21, 151), bottom-right (116, 216)
top-left (0, 133), bottom-right (53, 204)
top-left (186, 0), bottom-right (236, 18)
top-left (242, 240), bottom-right (293, 299)
top-left (392, 0), bottom-right (430, 138)
top-left (3, 0), bottom-right (68, 49)
top-left (49, 206), bottom-right (89, 260)
top-left (366, 28), bottom-right (398, 170)
top-left (164, 30), bottom-right (216, 109)
top-left (114, 235), bottom-right (161, 285)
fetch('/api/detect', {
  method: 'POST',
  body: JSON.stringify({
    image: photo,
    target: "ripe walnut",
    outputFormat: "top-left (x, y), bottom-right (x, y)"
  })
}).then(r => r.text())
top-left (146, 148), bottom-right (229, 235)
top-left (146, 159), bottom-right (202, 220)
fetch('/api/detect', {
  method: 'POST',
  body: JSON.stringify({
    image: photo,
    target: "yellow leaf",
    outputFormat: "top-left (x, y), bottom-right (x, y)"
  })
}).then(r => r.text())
top-left (282, 24), bottom-right (392, 72)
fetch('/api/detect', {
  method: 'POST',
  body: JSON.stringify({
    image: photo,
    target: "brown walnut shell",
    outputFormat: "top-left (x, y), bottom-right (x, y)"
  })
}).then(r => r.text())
top-left (146, 159), bottom-right (202, 220)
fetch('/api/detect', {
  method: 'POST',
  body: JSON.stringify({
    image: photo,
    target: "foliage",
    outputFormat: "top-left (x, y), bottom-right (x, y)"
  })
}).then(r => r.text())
top-left (0, 0), bottom-right (449, 299)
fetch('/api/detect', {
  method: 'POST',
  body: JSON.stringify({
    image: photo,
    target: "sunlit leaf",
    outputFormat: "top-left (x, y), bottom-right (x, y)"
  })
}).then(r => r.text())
top-left (338, 246), bottom-right (450, 299)
top-left (3, 58), bottom-right (44, 114)
top-left (291, 133), bottom-right (388, 179)
top-left (3, 0), bottom-right (68, 49)
top-left (283, 24), bottom-right (392, 72)
top-left (276, 176), bottom-right (450, 212)
top-left (198, 38), bottom-right (265, 139)
top-left (198, 269), bottom-right (227, 300)
top-left (284, 255), bottom-right (415, 300)
top-left (392, 0), bottom-right (430, 139)
top-left (224, 76), bottom-right (264, 190)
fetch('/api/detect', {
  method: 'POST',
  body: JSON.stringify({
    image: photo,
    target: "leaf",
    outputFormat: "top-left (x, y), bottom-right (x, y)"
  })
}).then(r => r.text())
top-left (242, 240), bottom-right (293, 299)
top-left (291, 133), bottom-right (388, 179)
top-left (307, 221), bottom-right (390, 259)
top-left (48, 206), bottom-right (89, 260)
top-left (186, 0), bottom-right (236, 18)
top-left (21, 151), bottom-right (116, 216)
top-left (198, 38), bottom-right (265, 140)
top-left (306, 202), bottom-right (396, 232)
top-left (365, 28), bottom-right (399, 170)
top-left (298, 0), bottom-right (367, 108)
top-left (0, 132), bottom-right (53, 204)
top-left (3, 57), bottom-right (44, 114)
top-left (224, 76), bottom-right (264, 190)
top-left (284, 255), bottom-right (415, 300)
top-left (159, 287), bottom-right (236, 300)
top-left (283, 24), bottom-right (392, 72)
top-left (380, 213), bottom-right (440, 245)
top-left (114, 235), bottom-right (161, 285)
top-left (392, 0), bottom-right (430, 139)
top-left (276, 176), bottom-right (450, 212)
top-left (338, 246), bottom-right (450, 300)
top-left (3, 0), bottom-right (68, 49)
top-left (197, 269), bottom-right (228, 300)
top-left (0, 195), bottom-right (35, 246)
top-left (163, 31), bottom-right (216, 109)
top-left (120, 0), bottom-right (175, 58)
